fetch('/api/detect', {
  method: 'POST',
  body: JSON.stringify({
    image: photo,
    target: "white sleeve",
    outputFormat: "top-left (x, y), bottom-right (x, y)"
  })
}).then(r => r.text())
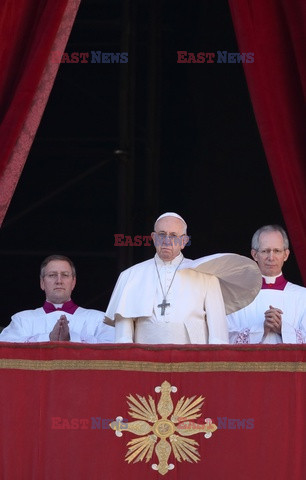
top-left (227, 309), bottom-right (265, 344)
top-left (228, 322), bottom-right (265, 344)
top-left (68, 331), bottom-right (83, 342)
top-left (115, 316), bottom-right (135, 343)
top-left (93, 321), bottom-right (115, 343)
top-left (69, 312), bottom-right (115, 343)
top-left (205, 276), bottom-right (229, 344)
top-left (282, 318), bottom-right (306, 344)
top-left (0, 315), bottom-right (50, 343)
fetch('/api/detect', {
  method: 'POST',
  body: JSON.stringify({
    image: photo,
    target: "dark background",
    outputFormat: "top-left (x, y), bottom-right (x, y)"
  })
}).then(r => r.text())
top-left (0, 0), bottom-right (301, 327)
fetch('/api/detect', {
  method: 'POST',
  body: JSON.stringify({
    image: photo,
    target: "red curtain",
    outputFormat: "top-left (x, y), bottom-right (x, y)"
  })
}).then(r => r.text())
top-left (0, 343), bottom-right (305, 480)
top-left (0, 0), bottom-right (81, 227)
top-left (228, 0), bottom-right (306, 284)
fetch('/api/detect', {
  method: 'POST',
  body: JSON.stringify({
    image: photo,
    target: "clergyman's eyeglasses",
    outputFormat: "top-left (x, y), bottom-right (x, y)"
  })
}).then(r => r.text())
top-left (257, 249), bottom-right (285, 256)
top-left (44, 272), bottom-right (74, 280)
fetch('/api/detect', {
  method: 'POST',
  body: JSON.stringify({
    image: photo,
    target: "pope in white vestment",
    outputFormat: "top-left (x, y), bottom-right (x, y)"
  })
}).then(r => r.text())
top-left (227, 225), bottom-right (306, 344)
top-left (105, 213), bottom-right (262, 344)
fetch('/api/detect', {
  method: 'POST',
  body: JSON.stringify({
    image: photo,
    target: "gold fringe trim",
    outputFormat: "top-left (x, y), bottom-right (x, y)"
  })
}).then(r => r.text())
top-left (0, 359), bottom-right (305, 372)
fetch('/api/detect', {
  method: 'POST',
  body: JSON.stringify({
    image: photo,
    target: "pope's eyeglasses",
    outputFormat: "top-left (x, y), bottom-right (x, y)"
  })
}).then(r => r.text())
top-left (154, 233), bottom-right (186, 245)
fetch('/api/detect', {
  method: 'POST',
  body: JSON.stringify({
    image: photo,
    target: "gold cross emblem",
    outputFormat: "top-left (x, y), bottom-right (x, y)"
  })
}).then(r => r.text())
top-left (110, 380), bottom-right (217, 475)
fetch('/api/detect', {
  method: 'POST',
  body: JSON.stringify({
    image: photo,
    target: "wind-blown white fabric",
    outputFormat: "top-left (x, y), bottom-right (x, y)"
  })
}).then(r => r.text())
top-left (183, 253), bottom-right (262, 314)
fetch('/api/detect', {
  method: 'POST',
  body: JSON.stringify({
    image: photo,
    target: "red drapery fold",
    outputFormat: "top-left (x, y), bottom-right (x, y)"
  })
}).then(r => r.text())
top-left (0, 0), bottom-right (81, 227)
top-left (229, 0), bottom-right (306, 284)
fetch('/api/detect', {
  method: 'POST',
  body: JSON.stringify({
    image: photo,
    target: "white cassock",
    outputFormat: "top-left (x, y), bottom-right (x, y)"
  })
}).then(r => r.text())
top-left (105, 252), bottom-right (262, 345)
top-left (0, 307), bottom-right (115, 343)
top-left (227, 276), bottom-right (306, 344)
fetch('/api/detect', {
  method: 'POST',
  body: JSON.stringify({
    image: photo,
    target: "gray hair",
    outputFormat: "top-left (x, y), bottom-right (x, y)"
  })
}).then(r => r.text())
top-left (40, 255), bottom-right (76, 277)
top-left (251, 225), bottom-right (289, 250)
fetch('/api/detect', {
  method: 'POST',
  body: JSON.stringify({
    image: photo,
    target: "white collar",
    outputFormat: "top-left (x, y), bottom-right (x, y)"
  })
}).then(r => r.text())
top-left (155, 252), bottom-right (184, 267)
top-left (262, 272), bottom-right (283, 284)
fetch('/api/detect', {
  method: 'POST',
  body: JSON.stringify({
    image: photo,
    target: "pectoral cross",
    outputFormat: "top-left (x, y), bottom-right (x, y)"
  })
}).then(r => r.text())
top-left (157, 299), bottom-right (170, 316)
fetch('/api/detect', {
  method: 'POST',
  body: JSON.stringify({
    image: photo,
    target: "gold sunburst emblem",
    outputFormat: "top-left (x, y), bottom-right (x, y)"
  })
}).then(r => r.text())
top-left (110, 380), bottom-right (217, 475)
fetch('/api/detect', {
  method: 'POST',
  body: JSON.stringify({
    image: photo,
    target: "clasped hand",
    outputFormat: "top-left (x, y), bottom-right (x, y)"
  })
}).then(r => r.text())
top-left (264, 305), bottom-right (282, 335)
top-left (49, 315), bottom-right (70, 341)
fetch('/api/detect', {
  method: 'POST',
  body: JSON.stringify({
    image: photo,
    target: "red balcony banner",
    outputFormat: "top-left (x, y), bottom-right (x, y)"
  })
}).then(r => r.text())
top-left (0, 343), bottom-right (305, 479)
